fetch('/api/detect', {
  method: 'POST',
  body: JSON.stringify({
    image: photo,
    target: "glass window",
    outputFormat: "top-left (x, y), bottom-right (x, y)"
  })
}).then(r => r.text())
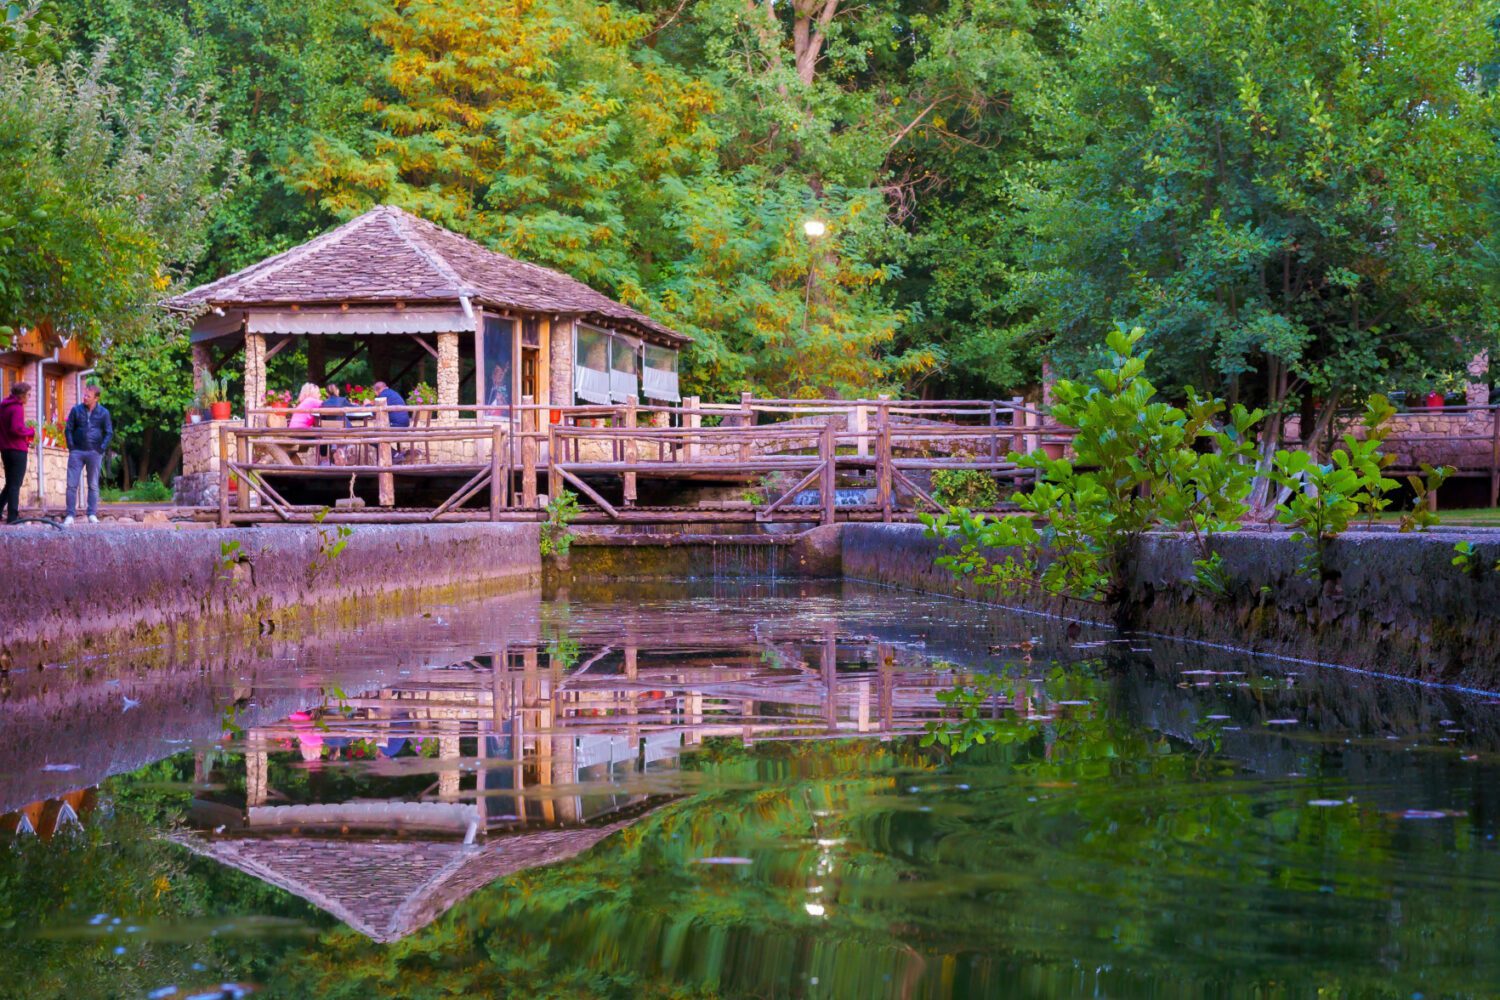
top-left (482, 316), bottom-right (514, 413)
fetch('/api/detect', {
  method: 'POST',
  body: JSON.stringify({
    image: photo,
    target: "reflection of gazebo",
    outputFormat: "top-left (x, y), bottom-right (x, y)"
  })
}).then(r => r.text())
top-left (165, 205), bottom-right (688, 419)
top-left (169, 818), bottom-right (641, 943)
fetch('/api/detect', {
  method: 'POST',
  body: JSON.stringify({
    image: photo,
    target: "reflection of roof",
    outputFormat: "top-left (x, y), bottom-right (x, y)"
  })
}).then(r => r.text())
top-left (168, 816), bottom-right (640, 943)
top-left (164, 205), bottom-right (688, 345)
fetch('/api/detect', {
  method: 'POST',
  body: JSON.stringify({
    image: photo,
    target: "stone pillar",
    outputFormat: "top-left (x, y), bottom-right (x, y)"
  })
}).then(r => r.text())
top-left (244, 333), bottom-right (267, 420)
top-left (437, 331), bottom-right (459, 424)
top-left (1467, 351), bottom-right (1490, 408)
top-left (549, 318), bottom-right (573, 406)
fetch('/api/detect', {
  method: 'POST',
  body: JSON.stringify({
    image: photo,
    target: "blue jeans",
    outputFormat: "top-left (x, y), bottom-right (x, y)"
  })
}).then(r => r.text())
top-left (66, 449), bottom-right (102, 517)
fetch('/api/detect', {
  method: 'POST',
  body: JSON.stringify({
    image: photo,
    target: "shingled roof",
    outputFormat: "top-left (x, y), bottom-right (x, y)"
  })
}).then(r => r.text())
top-left (169, 817), bottom-right (642, 943)
top-left (166, 205), bottom-right (688, 345)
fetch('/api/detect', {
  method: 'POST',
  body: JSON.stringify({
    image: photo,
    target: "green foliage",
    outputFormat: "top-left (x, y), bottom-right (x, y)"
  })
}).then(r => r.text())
top-left (309, 506), bottom-right (353, 578)
top-left (541, 489), bottom-right (581, 558)
top-left (924, 328), bottom-right (1263, 604)
top-left (1008, 0), bottom-right (1500, 428)
top-left (930, 469), bottom-right (1000, 511)
top-left (1269, 395), bottom-right (1402, 576)
top-left (0, 35), bottom-right (237, 348)
top-left (1399, 464), bottom-right (1451, 534)
top-left (1451, 541), bottom-right (1499, 576)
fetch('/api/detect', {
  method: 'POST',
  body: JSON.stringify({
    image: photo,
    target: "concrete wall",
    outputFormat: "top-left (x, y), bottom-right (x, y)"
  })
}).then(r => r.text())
top-left (841, 524), bottom-right (1500, 686)
top-left (0, 522), bottom-right (540, 667)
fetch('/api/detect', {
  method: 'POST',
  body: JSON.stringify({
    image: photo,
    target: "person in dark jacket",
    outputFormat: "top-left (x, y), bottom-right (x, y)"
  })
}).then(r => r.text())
top-left (372, 381), bottom-right (411, 428)
top-left (0, 381), bottom-right (35, 525)
top-left (64, 383), bottom-right (112, 524)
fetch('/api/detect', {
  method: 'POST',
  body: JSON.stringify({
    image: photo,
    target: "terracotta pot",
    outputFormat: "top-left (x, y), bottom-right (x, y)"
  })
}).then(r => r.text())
top-left (550, 408), bottom-right (562, 424)
top-left (1041, 440), bottom-right (1067, 460)
top-left (210, 401), bottom-right (232, 421)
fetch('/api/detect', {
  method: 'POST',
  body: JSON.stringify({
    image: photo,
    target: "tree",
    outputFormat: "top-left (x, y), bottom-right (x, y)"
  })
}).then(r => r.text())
top-left (1007, 0), bottom-right (1500, 465)
top-left (0, 35), bottom-right (236, 349)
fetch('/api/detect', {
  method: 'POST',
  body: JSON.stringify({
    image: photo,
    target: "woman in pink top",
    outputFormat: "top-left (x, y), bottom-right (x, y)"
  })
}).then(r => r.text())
top-left (287, 383), bottom-right (322, 429)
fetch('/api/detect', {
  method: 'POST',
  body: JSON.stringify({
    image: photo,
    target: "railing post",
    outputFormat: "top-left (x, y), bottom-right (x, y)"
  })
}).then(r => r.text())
top-left (624, 396), bottom-right (638, 507)
top-left (988, 400), bottom-right (998, 467)
top-left (1009, 395), bottom-right (1024, 454)
top-left (1490, 404), bottom-right (1500, 508)
top-left (854, 400), bottom-right (870, 459)
top-left (375, 403), bottom-right (394, 507)
top-left (821, 418), bottom-right (837, 526)
top-left (547, 424), bottom-right (560, 507)
top-left (217, 424), bottom-right (231, 528)
top-left (490, 424), bottom-right (504, 521)
top-left (236, 426), bottom-right (250, 514)
top-left (684, 395), bottom-right (700, 462)
top-left (523, 423), bottom-right (538, 509)
top-left (739, 391), bottom-right (753, 462)
top-left (876, 395), bottom-right (892, 522)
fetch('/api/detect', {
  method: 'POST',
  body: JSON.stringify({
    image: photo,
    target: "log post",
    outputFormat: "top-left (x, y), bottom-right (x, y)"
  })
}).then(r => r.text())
top-left (523, 425), bottom-right (538, 509)
top-left (623, 396), bottom-right (638, 506)
top-left (237, 428), bottom-right (250, 513)
top-left (739, 391), bottom-right (753, 462)
top-left (1490, 404), bottom-right (1500, 508)
top-left (876, 395), bottom-right (892, 522)
top-left (684, 395), bottom-right (700, 462)
top-left (217, 424), bottom-right (231, 528)
top-left (1023, 401), bottom-right (1040, 457)
top-left (854, 400), bottom-right (870, 459)
top-left (375, 403), bottom-right (394, 507)
top-left (490, 424), bottom-right (504, 520)
top-left (820, 418), bottom-right (836, 526)
top-left (547, 423), bottom-right (560, 507)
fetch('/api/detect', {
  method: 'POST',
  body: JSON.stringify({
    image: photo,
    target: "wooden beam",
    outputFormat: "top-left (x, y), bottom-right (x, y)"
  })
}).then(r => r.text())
top-left (264, 337), bottom-right (293, 363)
top-left (557, 466), bottom-right (619, 518)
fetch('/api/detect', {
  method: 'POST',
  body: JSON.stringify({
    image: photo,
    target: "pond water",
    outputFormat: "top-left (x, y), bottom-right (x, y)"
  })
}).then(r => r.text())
top-left (3, 580), bottom-right (1500, 999)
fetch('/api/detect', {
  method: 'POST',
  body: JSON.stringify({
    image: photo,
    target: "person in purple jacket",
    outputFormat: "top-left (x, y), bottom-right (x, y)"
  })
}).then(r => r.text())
top-left (0, 381), bottom-right (35, 525)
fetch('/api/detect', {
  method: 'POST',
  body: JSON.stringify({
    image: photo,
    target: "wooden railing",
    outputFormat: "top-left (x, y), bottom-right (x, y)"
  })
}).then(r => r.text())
top-left (215, 396), bottom-right (1068, 525)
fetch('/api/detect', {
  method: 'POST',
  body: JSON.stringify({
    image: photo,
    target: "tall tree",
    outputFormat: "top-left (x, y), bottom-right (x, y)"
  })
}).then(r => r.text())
top-left (1007, 0), bottom-right (1500, 454)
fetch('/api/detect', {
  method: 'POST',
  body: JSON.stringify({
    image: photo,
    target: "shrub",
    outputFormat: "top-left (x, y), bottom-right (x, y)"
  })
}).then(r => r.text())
top-left (931, 469), bottom-right (1000, 510)
top-left (128, 475), bottom-right (173, 502)
top-left (540, 489), bottom-right (581, 558)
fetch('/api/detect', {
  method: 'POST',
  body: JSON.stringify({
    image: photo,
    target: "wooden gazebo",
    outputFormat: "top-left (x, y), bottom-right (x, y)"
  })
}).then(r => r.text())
top-left (166, 205), bottom-right (688, 419)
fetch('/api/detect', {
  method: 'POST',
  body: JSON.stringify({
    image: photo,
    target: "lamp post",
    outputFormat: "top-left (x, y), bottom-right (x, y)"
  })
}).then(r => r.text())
top-left (802, 219), bottom-right (827, 334)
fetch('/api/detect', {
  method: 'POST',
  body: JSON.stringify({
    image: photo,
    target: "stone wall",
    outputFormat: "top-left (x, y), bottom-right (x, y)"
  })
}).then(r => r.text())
top-left (175, 417), bottom-right (241, 505)
top-left (841, 523), bottom-right (1500, 686)
top-left (0, 521), bottom-right (541, 668)
top-left (7, 444), bottom-right (71, 510)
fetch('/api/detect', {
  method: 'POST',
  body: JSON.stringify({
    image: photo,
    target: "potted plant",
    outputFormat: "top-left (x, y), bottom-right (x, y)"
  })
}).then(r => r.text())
top-left (346, 383), bottom-right (377, 405)
top-left (204, 375), bottom-right (233, 421)
top-left (263, 388), bottom-right (293, 427)
top-left (186, 389), bottom-right (204, 425)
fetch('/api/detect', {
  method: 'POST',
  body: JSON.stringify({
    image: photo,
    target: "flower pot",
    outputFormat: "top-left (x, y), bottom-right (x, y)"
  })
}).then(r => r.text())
top-left (210, 401), bottom-right (232, 421)
top-left (1425, 391), bottom-right (1446, 410)
top-left (1041, 439), bottom-right (1068, 460)
top-left (186, 410), bottom-right (202, 426)
top-left (550, 408), bottom-right (562, 424)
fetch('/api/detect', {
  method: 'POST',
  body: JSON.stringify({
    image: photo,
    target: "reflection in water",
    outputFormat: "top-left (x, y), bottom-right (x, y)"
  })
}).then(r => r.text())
top-left (3, 581), bottom-right (1500, 998)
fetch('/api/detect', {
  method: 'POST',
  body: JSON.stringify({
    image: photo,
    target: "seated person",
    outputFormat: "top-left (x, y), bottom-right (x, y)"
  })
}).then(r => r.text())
top-left (321, 384), bottom-right (351, 425)
top-left (288, 383), bottom-right (323, 429)
top-left (373, 380), bottom-right (411, 428)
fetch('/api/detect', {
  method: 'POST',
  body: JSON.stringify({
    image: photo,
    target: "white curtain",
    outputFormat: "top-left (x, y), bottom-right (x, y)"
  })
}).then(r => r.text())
top-left (642, 344), bottom-right (680, 402)
top-left (574, 326), bottom-right (611, 404)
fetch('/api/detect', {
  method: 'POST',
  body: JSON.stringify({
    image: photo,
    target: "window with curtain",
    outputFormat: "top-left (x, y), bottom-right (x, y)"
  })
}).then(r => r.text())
top-left (573, 326), bottom-right (611, 404)
top-left (642, 344), bottom-right (681, 402)
top-left (609, 335), bottom-right (639, 402)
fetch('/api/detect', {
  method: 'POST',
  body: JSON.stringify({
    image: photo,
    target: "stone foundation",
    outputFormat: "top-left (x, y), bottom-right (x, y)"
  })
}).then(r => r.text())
top-left (0, 522), bottom-right (541, 668)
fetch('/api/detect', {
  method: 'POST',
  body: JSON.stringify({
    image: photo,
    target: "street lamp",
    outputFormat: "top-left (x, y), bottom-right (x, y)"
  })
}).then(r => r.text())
top-left (803, 218), bottom-right (827, 239)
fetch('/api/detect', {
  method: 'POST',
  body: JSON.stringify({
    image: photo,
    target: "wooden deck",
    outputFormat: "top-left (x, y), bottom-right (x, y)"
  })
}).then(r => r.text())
top-left (213, 396), bottom-right (1063, 526)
